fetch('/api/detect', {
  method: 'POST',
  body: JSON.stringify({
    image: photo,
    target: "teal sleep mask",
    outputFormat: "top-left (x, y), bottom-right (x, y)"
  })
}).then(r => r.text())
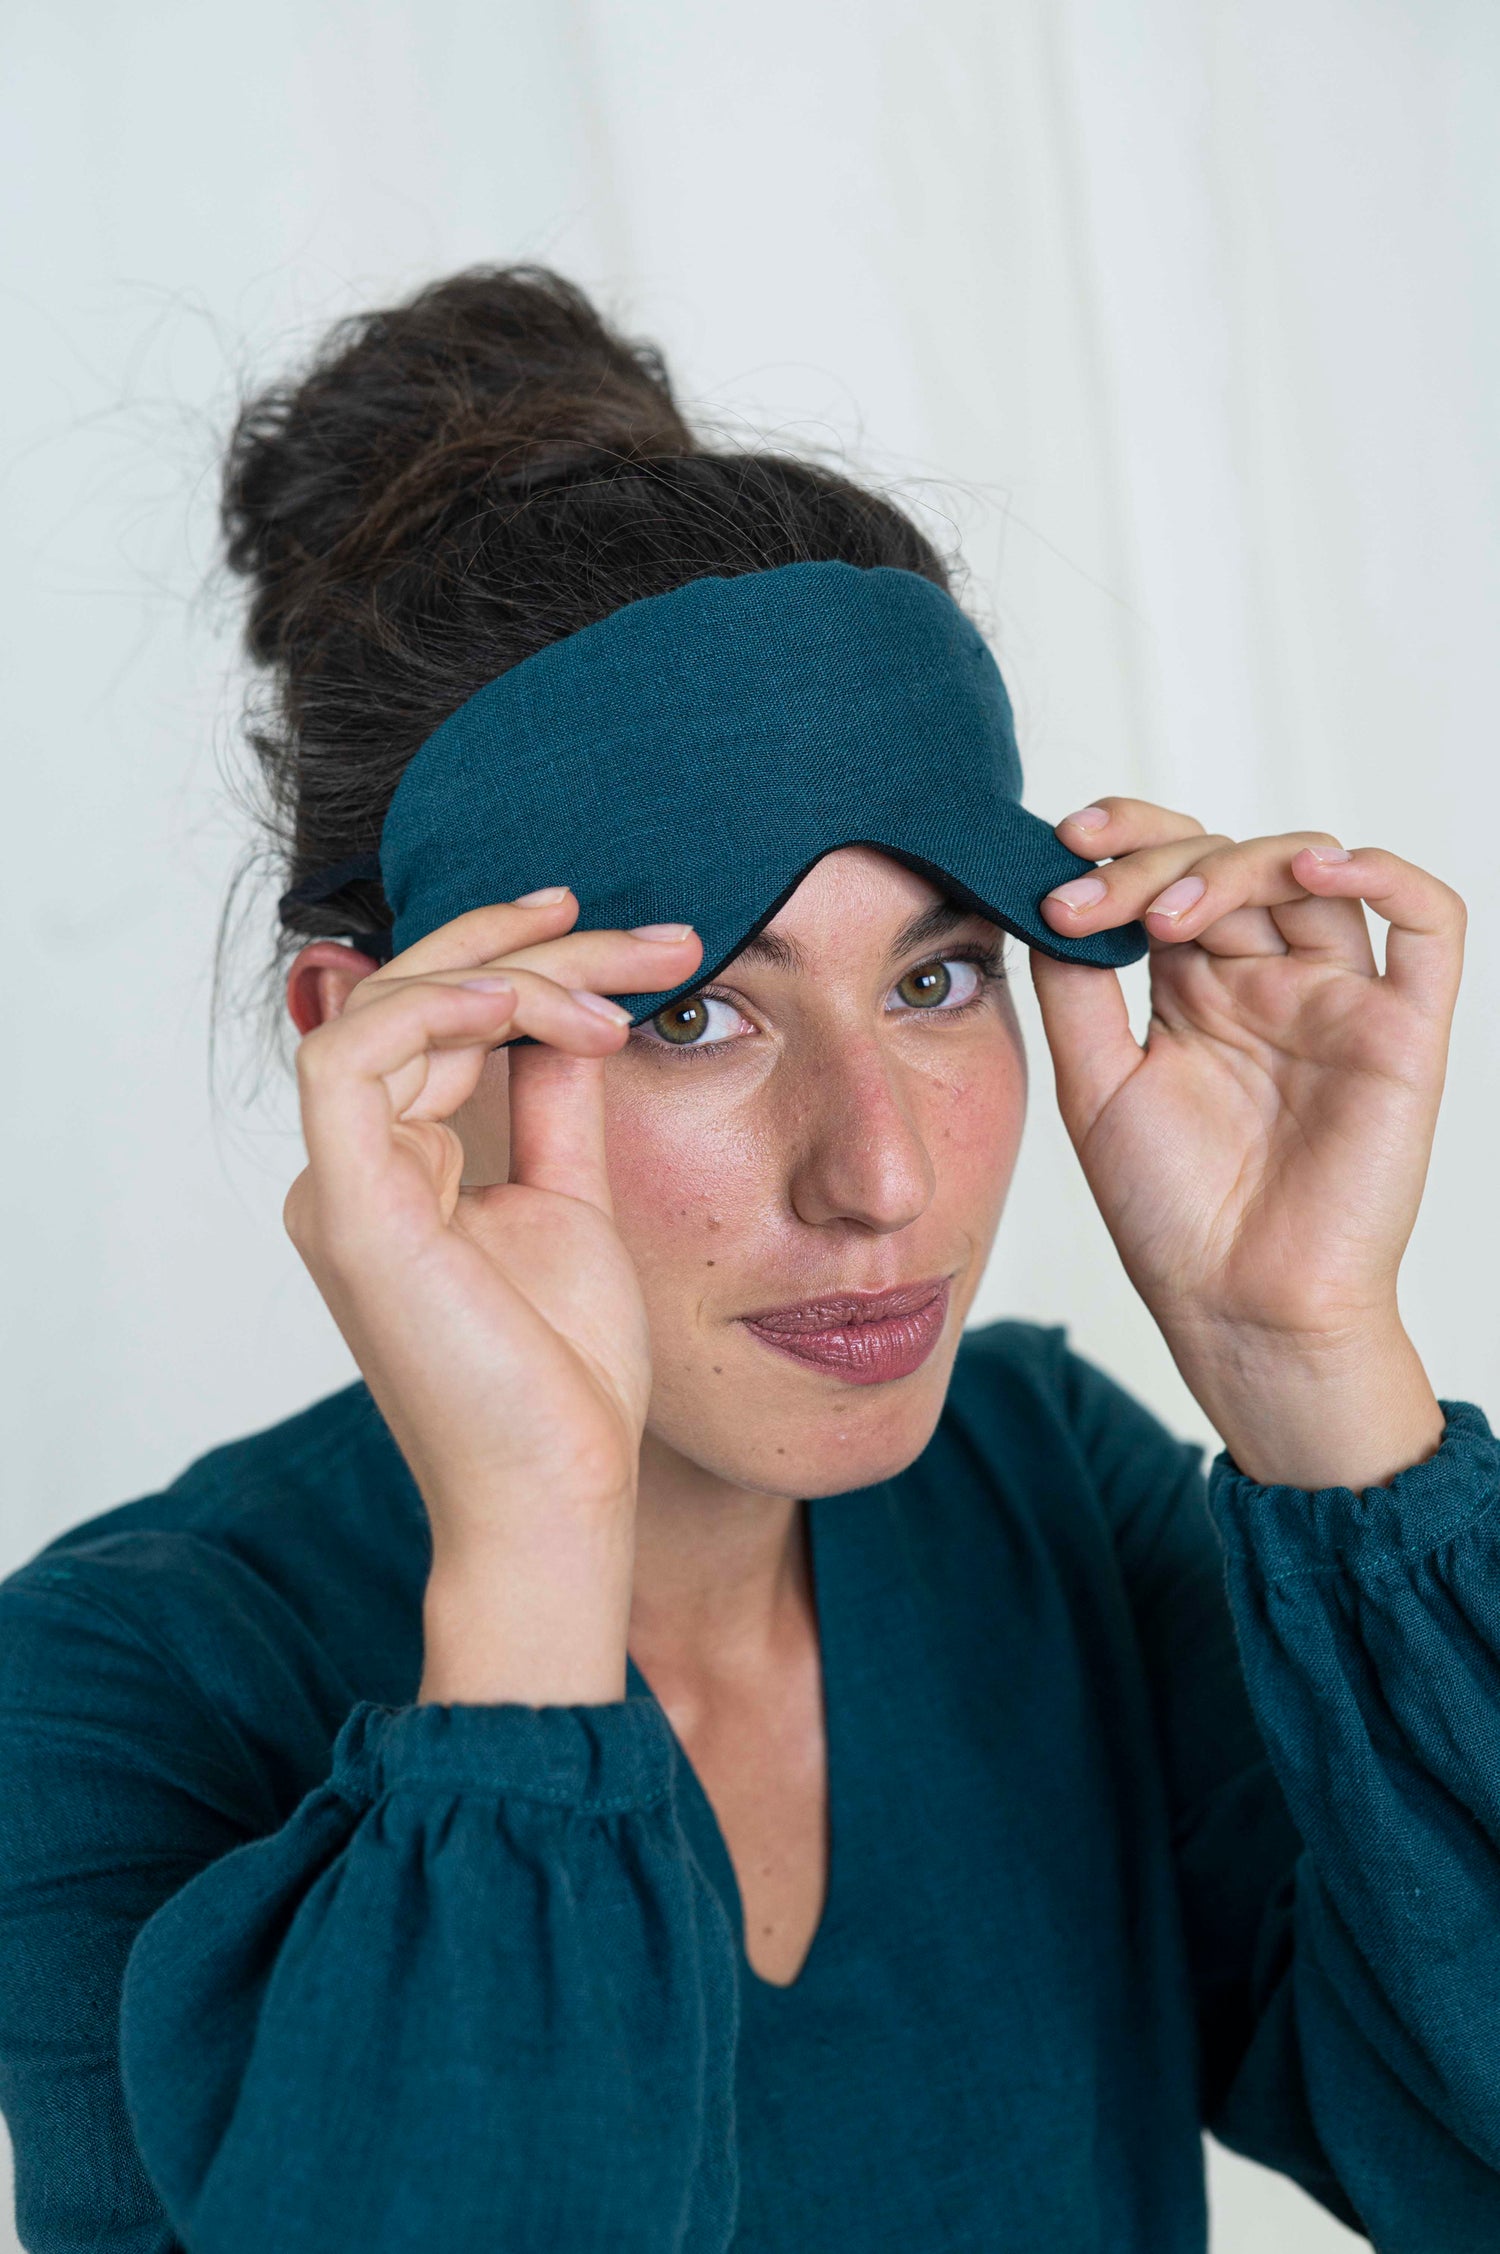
top-left (281, 560), bottom-right (1146, 1017)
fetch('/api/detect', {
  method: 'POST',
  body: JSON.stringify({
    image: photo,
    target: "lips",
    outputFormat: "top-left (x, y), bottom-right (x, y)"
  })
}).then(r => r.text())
top-left (739, 1277), bottom-right (953, 1387)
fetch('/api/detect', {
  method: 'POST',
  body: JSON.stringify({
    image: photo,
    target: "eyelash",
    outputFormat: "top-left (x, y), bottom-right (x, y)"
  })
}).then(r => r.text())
top-left (634, 942), bottom-right (1009, 1063)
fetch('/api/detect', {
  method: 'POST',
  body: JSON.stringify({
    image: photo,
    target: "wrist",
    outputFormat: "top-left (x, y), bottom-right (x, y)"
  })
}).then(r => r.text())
top-left (1165, 1311), bottom-right (1446, 1492)
top-left (420, 1498), bottom-right (636, 1708)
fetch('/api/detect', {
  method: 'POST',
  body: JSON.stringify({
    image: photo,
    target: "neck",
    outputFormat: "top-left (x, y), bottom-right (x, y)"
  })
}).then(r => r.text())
top-left (628, 1428), bottom-right (809, 1687)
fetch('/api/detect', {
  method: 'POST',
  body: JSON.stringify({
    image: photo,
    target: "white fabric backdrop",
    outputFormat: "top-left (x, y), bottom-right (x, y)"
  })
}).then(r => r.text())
top-left (3, 1), bottom-right (1497, 2244)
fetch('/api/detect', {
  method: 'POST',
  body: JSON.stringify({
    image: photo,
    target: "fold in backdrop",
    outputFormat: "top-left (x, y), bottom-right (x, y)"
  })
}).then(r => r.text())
top-left (4, 5), bottom-right (1497, 2248)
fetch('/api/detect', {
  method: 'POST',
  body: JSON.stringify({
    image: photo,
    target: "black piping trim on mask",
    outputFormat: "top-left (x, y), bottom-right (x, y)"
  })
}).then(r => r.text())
top-left (610, 838), bottom-right (1131, 1025)
top-left (504, 837), bottom-right (1136, 1046)
top-left (276, 836), bottom-right (1140, 1014)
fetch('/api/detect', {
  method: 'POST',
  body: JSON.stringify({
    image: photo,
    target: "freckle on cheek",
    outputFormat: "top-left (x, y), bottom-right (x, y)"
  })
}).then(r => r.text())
top-left (713, 1366), bottom-right (723, 1375)
top-left (705, 1259), bottom-right (715, 1267)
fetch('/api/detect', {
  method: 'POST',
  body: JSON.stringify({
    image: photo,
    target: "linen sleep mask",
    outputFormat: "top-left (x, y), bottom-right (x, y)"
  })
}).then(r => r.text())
top-left (280, 560), bottom-right (1148, 1019)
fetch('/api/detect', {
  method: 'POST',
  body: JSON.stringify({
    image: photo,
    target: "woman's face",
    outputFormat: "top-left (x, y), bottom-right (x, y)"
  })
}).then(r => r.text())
top-left (593, 846), bottom-right (1028, 1499)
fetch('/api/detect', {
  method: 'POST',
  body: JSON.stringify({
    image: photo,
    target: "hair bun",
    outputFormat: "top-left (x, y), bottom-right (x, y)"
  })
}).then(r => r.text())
top-left (222, 262), bottom-right (950, 978)
top-left (222, 266), bottom-right (695, 670)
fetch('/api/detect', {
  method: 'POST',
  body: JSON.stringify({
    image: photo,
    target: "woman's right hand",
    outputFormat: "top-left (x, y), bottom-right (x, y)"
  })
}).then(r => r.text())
top-left (283, 888), bottom-right (703, 1704)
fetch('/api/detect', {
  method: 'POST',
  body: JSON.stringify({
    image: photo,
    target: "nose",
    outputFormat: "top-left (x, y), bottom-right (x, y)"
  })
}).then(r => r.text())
top-left (784, 1035), bottom-right (936, 1235)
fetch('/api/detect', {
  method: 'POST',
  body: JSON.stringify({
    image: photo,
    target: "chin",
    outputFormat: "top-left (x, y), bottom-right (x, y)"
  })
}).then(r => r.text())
top-left (655, 1339), bottom-right (960, 1500)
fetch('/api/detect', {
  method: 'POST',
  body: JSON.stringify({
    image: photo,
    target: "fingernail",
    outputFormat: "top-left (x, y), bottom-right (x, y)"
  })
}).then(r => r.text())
top-left (629, 922), bottom-right (696, 942)
top-left (515, 885), bottom-right (569, 905)
top-left (1146, 874), bottom-right (1207, 918)
top-left (1046, 875), bottom-right (1108, 910)
top-left (1304, 845), bottom-right (1351, 864)
top-left (570, 988), bottom-right (632, 1024)
top-left (460, 976), bottom-right (514, 993)
top-left (1063, 805), bottom-right (1109, 833)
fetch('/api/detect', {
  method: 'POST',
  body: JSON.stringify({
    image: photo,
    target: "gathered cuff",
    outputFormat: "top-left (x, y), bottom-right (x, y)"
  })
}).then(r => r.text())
top-left (1206, 1398), bottom-right (1500, 1578)
top-left (329, 1693), bottom-right (676, 1815)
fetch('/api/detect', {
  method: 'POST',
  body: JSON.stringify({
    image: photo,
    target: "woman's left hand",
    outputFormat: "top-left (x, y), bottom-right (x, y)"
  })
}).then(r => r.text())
top-left (1030, 799), bottom-right (1467, 1490)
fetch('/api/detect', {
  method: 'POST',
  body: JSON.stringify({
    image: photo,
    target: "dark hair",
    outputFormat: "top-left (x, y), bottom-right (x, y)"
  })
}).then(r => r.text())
top-left (223, 265), bottom-right (954, 963)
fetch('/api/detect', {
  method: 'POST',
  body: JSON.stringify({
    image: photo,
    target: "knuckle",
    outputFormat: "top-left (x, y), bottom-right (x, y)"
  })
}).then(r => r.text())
top-left (1090, 797), bottom-right (1210, 840)
top-left (282, 1170), bottom-right (316, 1247)
top-left (1138, 800), bottom-right (1209, 837)
top-left (295, 1025), bottom-right (338, 1086)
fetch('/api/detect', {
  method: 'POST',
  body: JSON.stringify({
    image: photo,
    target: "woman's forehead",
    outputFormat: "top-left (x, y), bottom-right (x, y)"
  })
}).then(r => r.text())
top-left (766, 846), bottom-right (945, 927)
top-left (738, 849), bottom-right (994, 974)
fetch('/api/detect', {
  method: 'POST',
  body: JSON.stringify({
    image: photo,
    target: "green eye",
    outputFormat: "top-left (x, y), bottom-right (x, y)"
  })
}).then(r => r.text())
top-left (641, 991), bottom-right (750, 1052)
top-left (651, 995), bottom-right (713, 1045)
top-left (895, 960), bottom-right (954, 1009)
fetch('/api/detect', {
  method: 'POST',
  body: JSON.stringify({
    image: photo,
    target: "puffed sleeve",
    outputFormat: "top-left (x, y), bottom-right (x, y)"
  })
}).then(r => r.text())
top-left (1064, 1344), bottom-right (1500, 2248)
top-left (0, 1557), bottom-right (740, 2254)
top-left (1204, 1396), bottom-right (1500, 2246)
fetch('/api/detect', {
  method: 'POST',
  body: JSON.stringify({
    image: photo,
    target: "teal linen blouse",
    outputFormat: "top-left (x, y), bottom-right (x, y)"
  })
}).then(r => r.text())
top-left (2, 1320), bottom-right (1499, 2252)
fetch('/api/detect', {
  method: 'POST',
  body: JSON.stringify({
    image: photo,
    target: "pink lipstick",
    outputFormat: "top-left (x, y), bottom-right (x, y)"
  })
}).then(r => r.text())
top-left (739, 1277), bottom-right (952, 1386)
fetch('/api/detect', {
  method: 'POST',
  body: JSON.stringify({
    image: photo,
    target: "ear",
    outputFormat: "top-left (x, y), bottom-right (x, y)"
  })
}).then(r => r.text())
top-left (286, 941), bottom-right (384, 1037)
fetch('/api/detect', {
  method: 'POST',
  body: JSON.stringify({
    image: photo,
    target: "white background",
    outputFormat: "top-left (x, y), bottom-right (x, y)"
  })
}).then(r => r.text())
top-left (4, 2), bottom-right (1498, 2246)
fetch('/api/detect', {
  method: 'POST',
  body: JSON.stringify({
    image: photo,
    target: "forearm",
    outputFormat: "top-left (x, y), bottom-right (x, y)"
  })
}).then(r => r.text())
top-left (1165, 1313), bottom-right (1445, 1492)
top-left (1201, 1393), bottom-right (1500, 2232)
top-left (419, 1494), bottom-right (636, 1706)
top-left (121, 1697), bottom-right (735, 2252)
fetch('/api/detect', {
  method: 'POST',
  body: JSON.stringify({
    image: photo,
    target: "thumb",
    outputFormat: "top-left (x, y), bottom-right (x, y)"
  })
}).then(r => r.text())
top-left (1028, 950), bottom-right (1142, 1145)
top-left (505, 1046), bottom-right (614, 1215)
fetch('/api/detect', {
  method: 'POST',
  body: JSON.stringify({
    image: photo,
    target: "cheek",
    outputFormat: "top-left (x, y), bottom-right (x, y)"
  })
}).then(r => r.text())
top-left (916, 1022), bottom-right (1028, 1219)
top-left (604, 1021), bottom-right (1027, 1313)
top-left (601, 1020), bottom-right (1027, 1493)
top-left (602, 1073), bottom-right (772, 1308)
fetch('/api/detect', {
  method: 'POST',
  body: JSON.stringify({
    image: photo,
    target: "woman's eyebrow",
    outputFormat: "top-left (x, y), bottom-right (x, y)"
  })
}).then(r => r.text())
top-left (884, 899), bottom-right (988, 962)
top-left (733, 928), bottom-right (805, 972)
top-left (733, 898), bottom-right (989, 977)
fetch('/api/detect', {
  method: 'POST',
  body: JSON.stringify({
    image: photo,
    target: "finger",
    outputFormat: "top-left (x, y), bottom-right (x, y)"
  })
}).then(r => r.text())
top-left (1134, 834), bottom-right (1388, 969)
top-left (1045, 830), bottom-right (1372, 968)
top-left (373, 890), bottom-right (582, 981)
top-left (505, 1046), bottom-right (613, 1214)
top-left (297, 981), bottom-right (520, 1195)
top-left (1028, 951), bottom-right (1144, 1144)
top-left (477, 923), bottom-right (703, 993)
top-left (1290, 846), bottom-right (1466, 1014)
top-left (1268, 856), bottom-right (1377, 972)
top-left (338, 962), bottom-right (638, 1136)
top-left (1041, 834), bottom-right (1235, 937)
top-left (396, 1119), bottom-right (468, 1228)
top-left (1162, 904), bottom-right (1293, 959)
top-left (1054, 796), bottom-right (1210, 856)
top-left (369, 964), bottom-right (635, 1085)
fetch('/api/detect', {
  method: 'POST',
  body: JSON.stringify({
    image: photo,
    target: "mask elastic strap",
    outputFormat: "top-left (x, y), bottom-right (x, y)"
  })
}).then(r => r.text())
top-left (277, 851), bottom-right (394, 960)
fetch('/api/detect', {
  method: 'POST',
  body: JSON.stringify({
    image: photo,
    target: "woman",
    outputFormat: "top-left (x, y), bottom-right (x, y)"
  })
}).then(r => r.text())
top-left (0, 266), bottom-right (1494, 2254)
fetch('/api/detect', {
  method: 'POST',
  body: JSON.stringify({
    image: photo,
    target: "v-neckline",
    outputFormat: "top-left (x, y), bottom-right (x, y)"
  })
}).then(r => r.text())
top-left (626, 1490), bottom-right (842, 1999)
